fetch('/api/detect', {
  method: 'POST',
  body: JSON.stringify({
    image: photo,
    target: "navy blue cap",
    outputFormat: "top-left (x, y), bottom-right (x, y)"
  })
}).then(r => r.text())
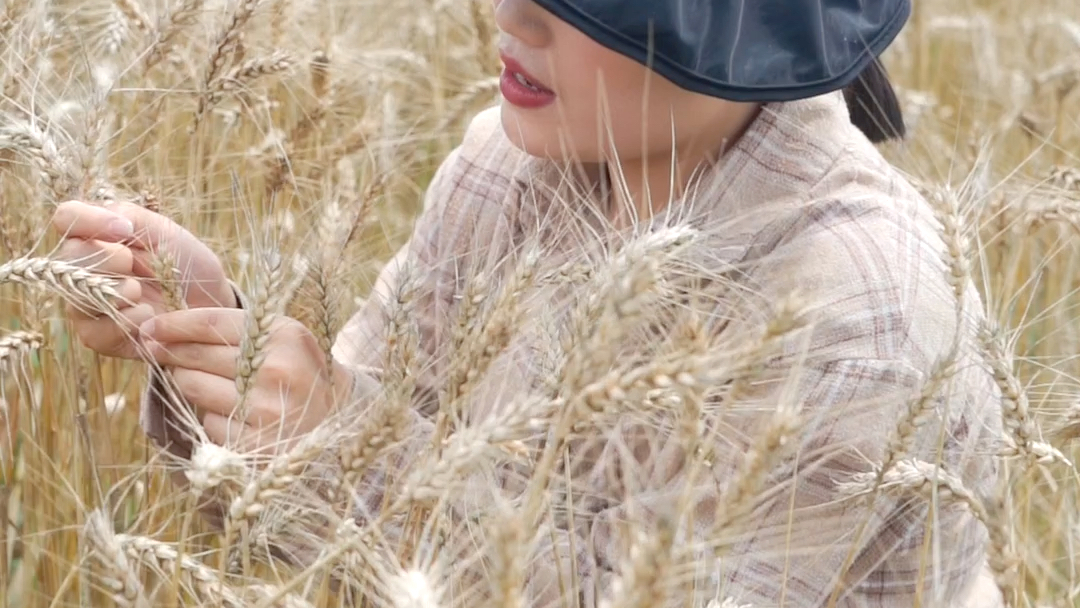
top-left (531, 0), bottom-right (911, 102)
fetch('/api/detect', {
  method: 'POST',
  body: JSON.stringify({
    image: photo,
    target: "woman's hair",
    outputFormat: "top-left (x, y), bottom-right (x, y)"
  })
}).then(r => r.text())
top-left (842, 60), bottom-right (906, 143)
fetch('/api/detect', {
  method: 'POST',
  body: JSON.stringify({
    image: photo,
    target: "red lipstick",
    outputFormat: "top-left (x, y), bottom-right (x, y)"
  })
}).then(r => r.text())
top-left (499, 53), bottom-right (556, 109)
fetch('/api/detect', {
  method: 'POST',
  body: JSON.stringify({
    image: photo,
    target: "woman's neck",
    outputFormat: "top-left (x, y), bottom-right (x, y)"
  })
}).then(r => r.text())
top-left (603, 104), bottom-right (763, 229)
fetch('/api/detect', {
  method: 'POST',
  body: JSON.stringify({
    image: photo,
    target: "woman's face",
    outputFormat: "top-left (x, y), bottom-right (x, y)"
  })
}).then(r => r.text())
top-left (493, 0), bottom-right (759, 165)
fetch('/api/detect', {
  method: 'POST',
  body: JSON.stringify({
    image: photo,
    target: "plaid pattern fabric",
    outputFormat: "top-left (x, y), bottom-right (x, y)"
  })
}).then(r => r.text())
top-left (143, 91), bottom-right (1005, 607)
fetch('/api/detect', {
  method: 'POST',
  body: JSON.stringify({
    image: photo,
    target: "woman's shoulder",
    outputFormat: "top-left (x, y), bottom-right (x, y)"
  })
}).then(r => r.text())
top-left (739, 146), bottom-right (975, 364)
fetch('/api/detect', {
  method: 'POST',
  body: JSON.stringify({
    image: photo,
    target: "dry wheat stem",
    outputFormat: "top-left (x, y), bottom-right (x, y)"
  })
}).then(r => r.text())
top-left (483, 505), bottom-right (527, 608)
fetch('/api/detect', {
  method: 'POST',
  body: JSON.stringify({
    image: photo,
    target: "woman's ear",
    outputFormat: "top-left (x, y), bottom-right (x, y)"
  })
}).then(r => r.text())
top-left (843, 60), bottom-right (906, 144)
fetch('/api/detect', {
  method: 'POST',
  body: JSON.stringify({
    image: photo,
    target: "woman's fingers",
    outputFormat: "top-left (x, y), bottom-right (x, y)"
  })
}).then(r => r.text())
top-left (202, 413), bottom-right (301, 455)
top-left (56, 237), bottom-right (135, 275)
top-left (144, 341), bottom-right (238, 378)
top-left (172, 368), bottom-right (238, 417)
top-left (52, 200), bottom-right (137, 242)
top-left (68, 302), bottom-right (157, 358)
top-left (52, 199), bottom-right (185, 253)
top-left (201, 412), bottom-right (251, 448)
top-left (141, 308), bottom-right (246, 346)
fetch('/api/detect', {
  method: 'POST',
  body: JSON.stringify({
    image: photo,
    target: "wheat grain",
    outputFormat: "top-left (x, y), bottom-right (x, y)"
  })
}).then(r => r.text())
top-left (151, 247), bottom-right (187, 311)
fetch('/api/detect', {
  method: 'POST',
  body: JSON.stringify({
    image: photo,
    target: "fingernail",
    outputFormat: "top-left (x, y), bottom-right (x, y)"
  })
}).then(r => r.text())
top-left (109, 218), bottom-right (134, 238)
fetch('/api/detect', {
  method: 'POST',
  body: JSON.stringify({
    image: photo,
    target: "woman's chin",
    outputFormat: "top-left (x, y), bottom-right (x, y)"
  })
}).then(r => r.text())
top-left (498, 103), bottom-right (567, 160)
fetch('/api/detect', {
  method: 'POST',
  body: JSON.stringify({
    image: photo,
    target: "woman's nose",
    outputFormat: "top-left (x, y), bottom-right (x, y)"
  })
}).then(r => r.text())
top-left (493, 0), bottom-right (550, 48)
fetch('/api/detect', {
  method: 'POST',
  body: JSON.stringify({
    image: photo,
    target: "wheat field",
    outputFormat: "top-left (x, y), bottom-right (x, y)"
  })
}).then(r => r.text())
top-left (0, 0), bottom-right (1079, 607)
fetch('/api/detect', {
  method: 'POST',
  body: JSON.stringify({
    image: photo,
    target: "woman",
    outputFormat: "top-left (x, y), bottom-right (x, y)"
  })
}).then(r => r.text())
top-left (51, 0), bottom-right (1003, 606)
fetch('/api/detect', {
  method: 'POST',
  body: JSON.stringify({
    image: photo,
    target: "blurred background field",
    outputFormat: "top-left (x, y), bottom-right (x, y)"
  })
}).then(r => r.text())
top-left (0, 0), bottom-right (1079, 606)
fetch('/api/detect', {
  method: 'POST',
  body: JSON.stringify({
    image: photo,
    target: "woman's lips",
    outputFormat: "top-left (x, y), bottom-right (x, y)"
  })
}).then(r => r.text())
top-left (499, 53), bottom-right (556, 109)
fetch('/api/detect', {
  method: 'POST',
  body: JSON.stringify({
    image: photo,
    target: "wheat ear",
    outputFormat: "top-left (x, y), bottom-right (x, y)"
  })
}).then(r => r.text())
top-left (0, 330), bottom-right (42, 375)
top-left (204, 50), bottom-right (295, 110)
top-left (192, 0), bottom-right (265, 128)
top-left (334, 273), bottom-right (416, 501)
top-left (83, 510), bottom-right (148, 608)
top-left (600, 516), bottom-right (676, 608)
top-left (114, 530), bottom-right (312, 607)
top-left (521, 226), bottom-right (697, 526)
top-left (435, 249), bottom-right (540, 445)
top-left (142, 0), bottom-right (206, 73)
top-left (837, 459), bottom-right (1018, 606)
top-left (0, 120), bottom-right (76, 199)
top-left (234, 250), bottom-right (286, 423)
top-left (0, 257), bottom-right (126, 315)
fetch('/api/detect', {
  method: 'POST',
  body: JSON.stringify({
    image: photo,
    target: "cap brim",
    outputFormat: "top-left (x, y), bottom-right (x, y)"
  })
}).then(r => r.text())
top-left (531, 0), bottom-right (911, 102)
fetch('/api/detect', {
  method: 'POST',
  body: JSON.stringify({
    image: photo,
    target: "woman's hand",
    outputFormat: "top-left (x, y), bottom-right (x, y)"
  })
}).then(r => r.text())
top-left (139, 308), bottom-right (354, 452)
top-left (50, 200), bottom-right (237, 360)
